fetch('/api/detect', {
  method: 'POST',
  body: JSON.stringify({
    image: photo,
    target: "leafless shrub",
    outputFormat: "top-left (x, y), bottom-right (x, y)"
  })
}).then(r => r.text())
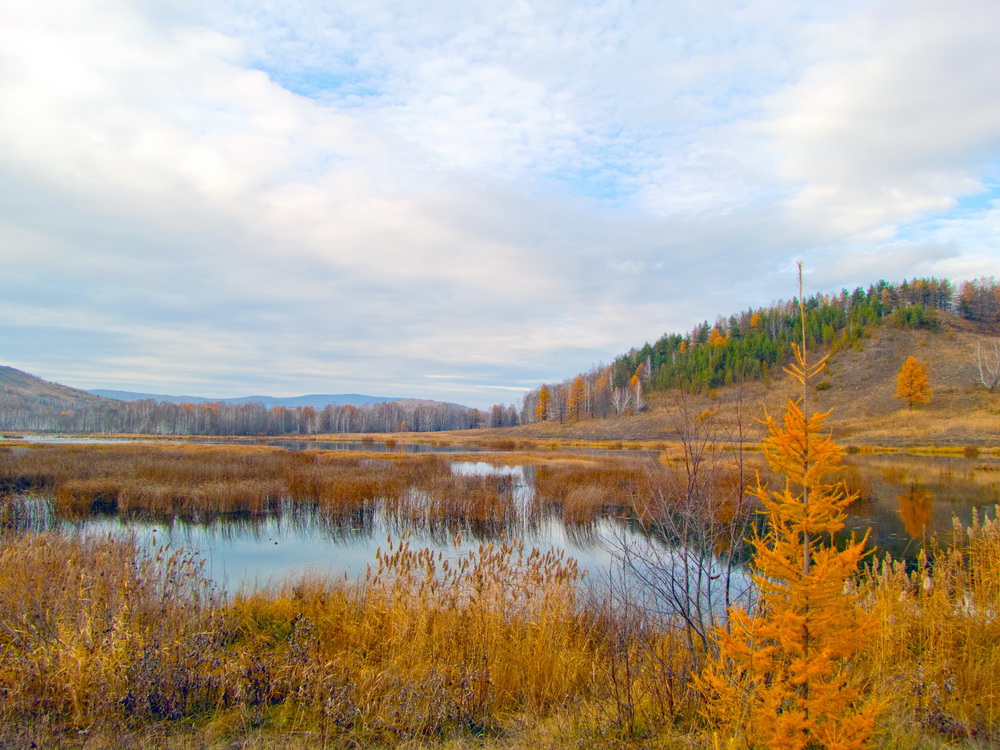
top-left (601, 389), bottom-right (761, 724)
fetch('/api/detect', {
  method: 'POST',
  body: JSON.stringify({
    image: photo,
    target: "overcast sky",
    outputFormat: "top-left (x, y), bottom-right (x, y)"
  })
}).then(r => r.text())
top-left (3, 0), bottom-right (1000, 409)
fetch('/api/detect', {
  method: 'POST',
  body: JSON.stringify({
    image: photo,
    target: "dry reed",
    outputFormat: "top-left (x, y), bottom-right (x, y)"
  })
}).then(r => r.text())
top-left (535, 463), bottom-right (661, 523)
top-left (0, 531), bottom-right (620, 747)
top-left (859, 510), bottom-right (1000, 744)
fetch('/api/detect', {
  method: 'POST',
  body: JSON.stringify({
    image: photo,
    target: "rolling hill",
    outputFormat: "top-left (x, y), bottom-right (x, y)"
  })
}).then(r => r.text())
top-left (0, 366), bottom-right (108, 408)
top-left (500, 311), bottom-right (1000, 447)
top-left (86, 389), bottom-right (409, 409)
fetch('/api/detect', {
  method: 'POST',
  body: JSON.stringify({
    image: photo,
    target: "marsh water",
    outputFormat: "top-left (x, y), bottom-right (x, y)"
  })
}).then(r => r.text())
top-left (4, 439), bottom-right (1000, 590)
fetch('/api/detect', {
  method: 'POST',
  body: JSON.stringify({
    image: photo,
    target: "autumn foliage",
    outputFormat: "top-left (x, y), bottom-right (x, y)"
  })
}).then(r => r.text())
top-left (535, 384), bottom-right (551, 421)
top-left (894, 355), bottom-right (932, 410)
top-left (567, 375), bottom-right (587, 421)
top-left (700, 266), bottom-right (880, 748)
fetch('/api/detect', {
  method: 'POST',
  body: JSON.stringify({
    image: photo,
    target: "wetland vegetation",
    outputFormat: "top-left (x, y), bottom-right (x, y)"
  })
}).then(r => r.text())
top-left (1, 435), bottom-right (999, 748)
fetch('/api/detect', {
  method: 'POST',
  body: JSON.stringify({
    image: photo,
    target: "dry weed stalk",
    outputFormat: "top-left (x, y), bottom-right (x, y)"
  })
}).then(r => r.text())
top-left (860, 510), bottom-right (1000, 743)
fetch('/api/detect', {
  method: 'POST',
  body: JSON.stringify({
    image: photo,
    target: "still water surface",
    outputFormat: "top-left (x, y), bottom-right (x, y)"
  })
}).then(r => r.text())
top-left (9, 447), bottom-right (1000, 590)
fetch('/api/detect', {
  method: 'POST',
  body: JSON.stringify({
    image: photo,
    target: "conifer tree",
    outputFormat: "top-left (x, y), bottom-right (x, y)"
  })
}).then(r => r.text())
top-left (699, 263), bottom-right (880, 748)
top-left (535, 384), bottom-right (551, 422)
top-left (567, 375), bottom-right (587, 421)
top-left (894, 356), bottom-right (931, 410)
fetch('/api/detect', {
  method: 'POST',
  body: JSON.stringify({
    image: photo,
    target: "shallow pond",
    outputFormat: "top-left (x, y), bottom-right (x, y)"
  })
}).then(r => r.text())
top-left (4, 447), bottom-right (999, 591)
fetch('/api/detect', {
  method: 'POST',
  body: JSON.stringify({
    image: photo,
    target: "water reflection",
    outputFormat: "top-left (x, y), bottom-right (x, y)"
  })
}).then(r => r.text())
top-left (897, 486), bottom-right (934, 538)
top-left (2, 451), bottom-right (997, 590)
top-left (56, 506), bottom-right (639, 592)
top-left (841, 453), bottom-right (1000, 559)
top-left (0, 495), bottom-right (54, 532)
top-left (265, 439), bottom-right (472, 454)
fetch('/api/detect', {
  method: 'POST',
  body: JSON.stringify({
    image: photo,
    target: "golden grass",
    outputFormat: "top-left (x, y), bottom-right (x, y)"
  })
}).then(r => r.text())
top-left (0, 532), bottom-right (638, 747)
top-left (0, 445), bottom-right (536, 527)
top-left (0, 443), bottom-right (722, 532)
top-left (5, 439), bottom-right (1000, 746)
top-left (3, 509), bottom-right (1000, 747)
top-left (534, 462), bottom-right (666, 524)
top-left (0, 533), bottom-right (220, 733)
top-left (859, 511), bottom-right (1000, 744)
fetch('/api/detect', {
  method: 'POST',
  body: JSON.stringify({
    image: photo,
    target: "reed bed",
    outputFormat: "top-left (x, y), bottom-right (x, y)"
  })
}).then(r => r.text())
top-left (0, 444), bottom-right (299, 518)
top-left (277, 536), bottom-right (593, 735)
top-left (5, 443), bottom-right (1000, 746)
top-left (859, 511), bottom-right (1000, 745)
top-left (0, 533), bottom-right (223, 738)
top-left (0, 445), bottom-right (535, 526)
top-left (0, 445), bottom-right (547, 537)
top-left (2, 515), bottom-right (1000, 746)
top-left (535, 463), bottom-right (661, 524)
top-left (534, 459), bottom-right (754, 529)
top-left (0, 531), bottom-right (642, 748)
top-left (388, 473), bottom-right (522, 523)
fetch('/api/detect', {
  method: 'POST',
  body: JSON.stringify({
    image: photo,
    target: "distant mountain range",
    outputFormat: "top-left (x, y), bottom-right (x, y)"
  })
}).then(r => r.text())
top-left (0, 366), bottom-right (464, 412)
top-left (0, 366), bottom-right (480, 434)
top-left (87, 389), bottom-right (410, 409)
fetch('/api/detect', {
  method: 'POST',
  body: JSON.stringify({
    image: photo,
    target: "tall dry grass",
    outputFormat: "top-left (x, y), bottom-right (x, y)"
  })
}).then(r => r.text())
top-left (860, 510), bottom-right (1000, 745)
top-left (535, 462), bottom-right (662, 524)
top-left (5, 444), bottom-right (1000, 746)
top-left (0, 533), bottom-right (223, 737)
top-left (0, 444), bottom-right (296, 519)
top-left (3, 517), bottom-right (1000, 746)
top-left (241, 536), bottom-right (597, 739)
top-left (0, 531), bottom-right (630, 747)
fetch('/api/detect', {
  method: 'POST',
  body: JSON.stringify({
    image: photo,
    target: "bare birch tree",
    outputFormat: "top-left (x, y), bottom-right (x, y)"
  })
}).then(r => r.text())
top-left (976, 339), bottom-right (1000, 392)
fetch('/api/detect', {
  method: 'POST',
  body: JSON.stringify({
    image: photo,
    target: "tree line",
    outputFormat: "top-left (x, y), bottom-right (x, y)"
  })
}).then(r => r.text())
top-left (0, 393), bottom-right (521, 435)
top-left (524, 276), bottom-right (1000, 422)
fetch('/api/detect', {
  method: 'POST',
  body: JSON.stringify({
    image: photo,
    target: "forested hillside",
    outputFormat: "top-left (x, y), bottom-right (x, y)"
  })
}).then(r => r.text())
top-left (523, 277), bottom-right (1000, 423)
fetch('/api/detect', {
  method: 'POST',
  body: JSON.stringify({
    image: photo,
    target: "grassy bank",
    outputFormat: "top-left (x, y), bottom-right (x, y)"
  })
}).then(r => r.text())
top-left (1, 516), bottom-right (1000, 748)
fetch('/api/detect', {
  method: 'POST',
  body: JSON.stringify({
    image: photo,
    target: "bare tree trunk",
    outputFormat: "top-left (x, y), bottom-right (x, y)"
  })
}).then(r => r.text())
top-left (976, 340), bottom-right (1000, 392)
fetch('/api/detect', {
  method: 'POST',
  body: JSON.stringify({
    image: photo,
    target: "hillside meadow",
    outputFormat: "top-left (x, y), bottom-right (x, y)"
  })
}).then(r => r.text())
top-left (462, 321), bottom-right (1000, 450)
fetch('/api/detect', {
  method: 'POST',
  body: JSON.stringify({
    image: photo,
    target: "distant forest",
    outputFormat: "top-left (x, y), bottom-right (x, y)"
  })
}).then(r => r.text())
top-left (523, 276), bottom-right (1000, 424)
top-left (0, 393), bottom-right (520, 436)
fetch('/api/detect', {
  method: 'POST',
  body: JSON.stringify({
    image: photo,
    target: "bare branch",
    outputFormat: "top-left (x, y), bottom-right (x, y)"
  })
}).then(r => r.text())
top-left (976, 340), bottom-right (1000, 392)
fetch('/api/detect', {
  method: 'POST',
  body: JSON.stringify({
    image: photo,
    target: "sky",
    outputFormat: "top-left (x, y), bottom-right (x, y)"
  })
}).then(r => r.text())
top-left (2, 0), bottom-right (1000, 410)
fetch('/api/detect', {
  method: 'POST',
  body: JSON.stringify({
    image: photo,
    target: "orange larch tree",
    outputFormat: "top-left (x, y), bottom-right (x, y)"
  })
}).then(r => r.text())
top-left (567, 374), bottom-right (587, 421)
top-left (699, 263), bottom-right (880, 748)
top-left (535, 384), bottom-right (551, 422)
top-left (894, 356), bottom-right (931, 410)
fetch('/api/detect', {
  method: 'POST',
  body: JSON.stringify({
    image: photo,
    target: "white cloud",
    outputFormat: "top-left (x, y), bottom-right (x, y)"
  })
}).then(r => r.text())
top-left (1, 0), bottom-right (999, 408)
top-left (763, 0), bottom-right (1000, 237)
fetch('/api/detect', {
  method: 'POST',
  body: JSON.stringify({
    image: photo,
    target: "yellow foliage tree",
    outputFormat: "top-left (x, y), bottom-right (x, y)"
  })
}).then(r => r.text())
top-left (894, 356), bottom-right (931, 410)
top-left (535, 385), bottom-right (551, 422)
top-left (709, 327), bottom-right (728, 348)
top-left (699, 263), bottom-right (880, 748)
top-left (567, 375), bottom-right (587, 421)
